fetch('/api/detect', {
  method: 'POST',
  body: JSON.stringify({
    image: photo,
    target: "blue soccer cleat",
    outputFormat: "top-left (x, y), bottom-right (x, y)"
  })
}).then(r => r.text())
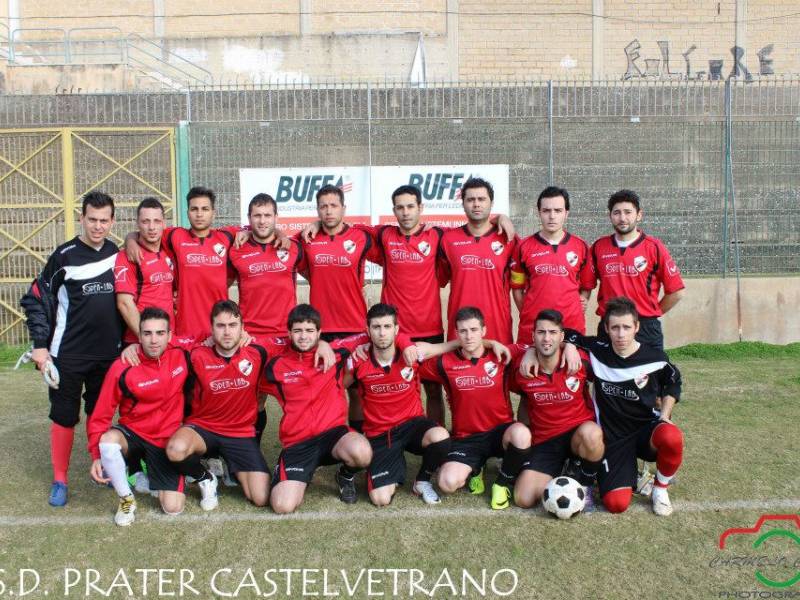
top-left (48, 481), bottom-right (68, 507)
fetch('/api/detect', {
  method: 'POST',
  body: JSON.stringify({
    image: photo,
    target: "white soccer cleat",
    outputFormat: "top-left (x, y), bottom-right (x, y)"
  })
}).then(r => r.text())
top-left (114, 494), bottom-right (137, 526)
top-left (198, 473), bottom-right (219, 511)
top-left (635, 467), bottom-right (654, 497)
top-left (651, 486), bottom-right (673, 516)
top-left (413, 480), bottom-right (441, 505)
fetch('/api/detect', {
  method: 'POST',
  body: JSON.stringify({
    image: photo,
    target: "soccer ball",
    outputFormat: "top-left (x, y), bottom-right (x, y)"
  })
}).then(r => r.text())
top-left (542, 476), bottom-right (586, 519)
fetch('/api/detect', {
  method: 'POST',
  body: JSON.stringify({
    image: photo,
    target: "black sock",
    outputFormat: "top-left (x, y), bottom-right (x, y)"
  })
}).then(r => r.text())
top-left (349, 419), bottom-right (364, 434)
top-left (339, 464), bottom-right (361, 479)
top-left (496, 444), bottom-right (529, 487)
top-left (576, 459), bottom-right (600, 487)
top-left (172, 454), bottom-right (209, 481)
top-left (255, 410), bottom-right (267, 445)
top-left (417, 439), bottom-right (451, 482)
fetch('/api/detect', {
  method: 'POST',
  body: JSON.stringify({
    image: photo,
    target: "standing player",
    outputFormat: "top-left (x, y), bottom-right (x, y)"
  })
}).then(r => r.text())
top-left (562, 297), bottom-right (684, 516)
top-left (438, 178), bottom-right (518, 345)
top-left (511, 186), bottom-right (594, 345)
top-left (87, 307), bottom-right (188, 525)
top-left (591, 189), bottom-right (685, 350)
top-left (115, 198), bottom-right (174, 346)
top-left (20, 191), bottom-right (123, 507)
top-left (512, 309), bottom-right (604, 510)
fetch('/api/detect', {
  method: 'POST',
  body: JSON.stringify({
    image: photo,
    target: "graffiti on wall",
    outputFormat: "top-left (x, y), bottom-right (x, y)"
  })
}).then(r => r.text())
top-left (623, 40), bottom-right (774, 81)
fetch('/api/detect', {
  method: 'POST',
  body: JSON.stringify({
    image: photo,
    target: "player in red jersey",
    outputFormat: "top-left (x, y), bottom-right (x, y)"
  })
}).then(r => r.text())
top-left (438, 178), bottom-right (518, 345)
top-left (512, 309), bottom-right (604, 511)
top-left (511, 187), bottom-right (594, 344)
top-left (115, 198), bottom-right (175, 346)
top-left (590, 189), bottom-right (685, 351)
top-left (418, 306), bottom-right (531, 510)
top-left (87, 307), bottom-right (188, 526)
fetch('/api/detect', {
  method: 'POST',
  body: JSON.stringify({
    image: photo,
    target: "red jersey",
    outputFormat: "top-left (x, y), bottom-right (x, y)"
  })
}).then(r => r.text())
top-left (228, 238), bottom-right (306, 337)
top-left (163, 227), bottom-right (235, 339)
top-left (262, 333), bottom-right (368, 447)
top-left (438, 226), bottom-right (517, 344)
top-left (300, 225), bottom-right (380, 334)
top-left (87, 347), bottom-right (190, 459)
top-left (511, 232), bottom-right (594, 344)
top-left (513, 357), bottom-right (594, 445)
top-left (114, 246), bottom-right (175, 343)
top-left (590, 232), bottom-right (685, 318)
top-left (348, 348), bottom-right (425, 437)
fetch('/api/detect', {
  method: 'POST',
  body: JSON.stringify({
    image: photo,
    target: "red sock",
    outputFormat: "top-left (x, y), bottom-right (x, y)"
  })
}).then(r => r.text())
top-left (50, 423), bottom-right (75, 483)
top-left (602, 488), bottom-right (632, 514)
top-left (651, 422), bottom-right (684, 487)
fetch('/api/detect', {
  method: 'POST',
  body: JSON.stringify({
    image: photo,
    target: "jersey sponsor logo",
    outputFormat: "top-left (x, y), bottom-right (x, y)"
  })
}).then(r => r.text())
top-left (600, 381), bottom-right (639, 401)
top-left (604, 262), bottom-right (640, 276)
top-left (483, 361), bottom-right (499, 378)
top-left (634, 373), bottom-right (649, 388)
top-left (528, 250), bottom-right (549, 258)
top-left (389, 249), bottom-right (423, 263)
top-left (343, 240), bottom-right (357, 254)
top-left (277, 249), bottom-right (290, 262)
top-left (314, 254), bottom-right (352, 267)
top-left (417, 241), bottom-right (431, 256)
top-left (209, 377), bottom-right (250, 392)
top-left (566, 251), bottom-right (579, 267)
top-left (524, 380), bottom-right (547, 388)
top-left (248, 261), bottom-right (287, 274)
top-left (284, 370), bottom-right (303, 377)
top-left (150, 271), bottom-right (174, 284)
top-left (534, 264), bottom-right (568, 276)
top-left (533, 391), bottom-right (573, 404)
top-left (450, 364), bottom-right (470, 371)
top-left (633, 256), bottom-right (648, 272)
top-left (400, 366), bottom-right (415, 382)
top-left (204, 363), bottom-right (225, 370)
top-left (369, 382), bottom-right (411, 395)
top-left (171, 366), bottom-right (184, 377)
top-left (238, 359), bottom-right (253, 376)
top-left (460, 255), bottom-right (495, 270)
top-left (113, 266), bottom-right (128, 282)
top-left (490, 241), bottom-right (505, 255)
top-left (565, 376), bottom-right (580, 392)
top-left (82, 281), bottom-right (114, 295)
top-left (600, 253), bottom-right (618, 259)
top-left (454, 375), bottom-right (495, 389)
top-left (452, 240), bottom-right (472, 247)
top-left (180, 241), bottom-right (200, 247)
top-left (137, 378), bottom-right (159, 388)
top-left (213, 243), bottom-right (227, 258)
top-left (186, 253), bottom-right (224, 266)
top-left (240, 251), bottom-right (260, 259)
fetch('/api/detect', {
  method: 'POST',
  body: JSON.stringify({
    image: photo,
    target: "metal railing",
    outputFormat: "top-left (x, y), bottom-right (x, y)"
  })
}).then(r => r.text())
top-left (124, 33), bottom-right (213, 90)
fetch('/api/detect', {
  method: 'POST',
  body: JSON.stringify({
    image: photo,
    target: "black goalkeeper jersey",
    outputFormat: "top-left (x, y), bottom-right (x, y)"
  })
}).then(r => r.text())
top-left (563, 330), bottom-right (682, 440)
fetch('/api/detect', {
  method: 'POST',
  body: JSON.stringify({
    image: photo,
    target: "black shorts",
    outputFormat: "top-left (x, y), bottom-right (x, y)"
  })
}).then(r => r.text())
top-left (320, 332), bottom-right (361, 343)
top-left (367, 417), bottom-right (438, 489)
top-left (446, 422), bottom-right (513, 473)
top-left (273, 425), bottom-right (351, 484)
top-left (48, 356), bottom-right (114, 427)
top-left (597, 420), bottom-right (660, 496)
top-left (186, 425), bottom-right (269, 475)
top-left (410, 334), bottom-right (445, 344)
top-left (597, 317), bottom-right (664, 352)
top-left (523, 425), bottom-right (587, 478)
top-left (113, 425), bottom-right (185, 493)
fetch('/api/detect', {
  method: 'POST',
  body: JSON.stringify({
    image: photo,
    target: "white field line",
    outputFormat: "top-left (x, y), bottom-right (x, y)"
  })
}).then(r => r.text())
top-left (0, 498), bottom-right (798, 528)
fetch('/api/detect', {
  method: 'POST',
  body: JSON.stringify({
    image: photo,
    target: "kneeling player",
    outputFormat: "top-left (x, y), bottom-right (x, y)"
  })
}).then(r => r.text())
top-left (513, 310), bottom-right (604, 510)
top-left (563, 297), bottom-right (684, 516)
top-left (87, 308), bottom-right (188, 525)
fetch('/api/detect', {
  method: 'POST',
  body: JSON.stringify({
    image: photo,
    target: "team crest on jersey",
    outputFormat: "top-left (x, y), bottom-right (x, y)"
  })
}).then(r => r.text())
top-left (417, 241), bottom-right (431, 256)
top-left (343, 240), bottom-right (357, 254)
top-left (565, 376), bottom-right (580, 392)
top-left (490, 241), bottom-right (504, 255)
top-left (276, 249), bottom-right (290, 262)
top-left (238, 359), bottom-right (253, 377)
top-left (400, 366), bottom-right (415, 382)
top-left (213, 243), bottom-right (227, 258)
top-left (484, 361), bottom-right (499, 378)
top-left (634, 373), bottom-right (649, 389)
top-left (566, 251), bottom-right (579, 267)
top-left (633, 256), bottom-right (648, 272)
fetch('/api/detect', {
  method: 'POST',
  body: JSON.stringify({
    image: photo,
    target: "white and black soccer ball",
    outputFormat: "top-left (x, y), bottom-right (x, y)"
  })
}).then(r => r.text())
top-left (542, 476), bottom-right (585, 519)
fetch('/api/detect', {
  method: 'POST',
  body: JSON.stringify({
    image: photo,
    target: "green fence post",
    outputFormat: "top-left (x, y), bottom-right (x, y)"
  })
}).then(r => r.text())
top-left (176, 120), bottom-right (191, 227)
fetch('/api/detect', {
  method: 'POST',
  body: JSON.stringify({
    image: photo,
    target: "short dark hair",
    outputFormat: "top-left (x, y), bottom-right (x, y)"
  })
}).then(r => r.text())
top-left (604, 296), bottom-right (639, 324)
top-left (534, 309), bottom-right (564, 330)
top-left (367, 303), bottom-right (398, 326)
top-left (454, 306), bottom-right (485, 327)
top-left (137, 197), bottom-right (164, 218)
top-left (316, 184), bottom-right (344, 205)
top-left (210, 299), bottom-right (241, 324)
top-left (81, 191), bottom-right (115, 217)
top-left (287, 303), bottom-right (321, 331)
top-left (187, 186), bottom-right (216, 209)
top-left (460, 178), bottom-right (494, 202)
top-left (248, 193), bottom-right (277, 216)
top-left (139, 306), bottom-right (171, 331)
top-left (391, 185), bottom-right (422, 206)
top-left (608, 189), bottom-right (640, 213)
top-left (537, 186), bottom-right (570, 211)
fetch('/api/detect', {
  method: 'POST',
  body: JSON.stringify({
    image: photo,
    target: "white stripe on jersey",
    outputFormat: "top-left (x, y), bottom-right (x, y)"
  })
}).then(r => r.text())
top-left (49, 285), bottom-right (69, 358)
top-left (589, 353), bottom-right (666, 383)
top-left (62, 253), bottom-right (117, 281)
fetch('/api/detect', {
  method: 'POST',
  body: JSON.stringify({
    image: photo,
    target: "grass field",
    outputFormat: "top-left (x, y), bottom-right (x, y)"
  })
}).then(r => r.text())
top-left (0, 342), bottom-right (798, 599)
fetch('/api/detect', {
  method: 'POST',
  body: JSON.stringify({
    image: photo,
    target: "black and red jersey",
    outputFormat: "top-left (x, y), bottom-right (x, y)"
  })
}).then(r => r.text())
top-left (228, 238), bottom-right (306, 337)
top-left (300, 225), bottom-right (380, 334)
top-left (163, 226), bottom-right (235, 339)
top-left (590, 232), bottom-right (685, 318)
top-left (348, 348), bottom-right (425, 437)
top-left (511, 232), bottom-right (594, 344)
top-left (87, 347), bottom-right (191, 459)
top-left (512, 356), bottom-right (594, 445)
top-left (114, 245), bottom-right (175, 343)
top-left (438, 226), bottom-right (517, 344)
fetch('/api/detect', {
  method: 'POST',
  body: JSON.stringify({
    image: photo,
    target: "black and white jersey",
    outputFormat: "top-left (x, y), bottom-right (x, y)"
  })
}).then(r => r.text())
top-left (34, 237), bottom-right (122, 360)
top-left (564, 329), bottom-right (682, 440)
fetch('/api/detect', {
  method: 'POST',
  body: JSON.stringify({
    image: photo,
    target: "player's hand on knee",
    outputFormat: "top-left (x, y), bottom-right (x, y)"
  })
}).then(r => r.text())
top-left (90, 459), bottom-right (109, 485)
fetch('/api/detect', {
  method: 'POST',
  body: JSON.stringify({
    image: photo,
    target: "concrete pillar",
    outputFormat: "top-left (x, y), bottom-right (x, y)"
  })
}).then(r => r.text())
top-left (153, 0), bottom-right (165, 38)
top-left (300, 0), bottom-right (312, 36)
top-left (735, 0), bottom-right (746, 55)
top-left (592, 0), bottom-right (604, 80)
top-left (446, 0), bottom-right (458, 80)
top-left (8, 0), bottom-right (20, 36)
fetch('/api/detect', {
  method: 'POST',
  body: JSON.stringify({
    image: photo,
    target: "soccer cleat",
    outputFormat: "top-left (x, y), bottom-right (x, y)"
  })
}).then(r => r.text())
top-left (490, 483), bottom-right (512, 510)
top-left (412, 480), bottom-right (441, 505)
top-left (635, 467), bottom-right (654, 497)
top-left (198, 473), bottom-right (219, 511)
top-left (651, 486), bottom-right (673, 516)
top-left (48, 481), bottom-right (68, 507)
top-left (114, 494), bottom-right (137, 526)
top-left (582, 486), bottom-right (596, 513)
top-left (335, 469), bottom-right (358, 504)
top-left (468, 469), bottom-right (485, 495)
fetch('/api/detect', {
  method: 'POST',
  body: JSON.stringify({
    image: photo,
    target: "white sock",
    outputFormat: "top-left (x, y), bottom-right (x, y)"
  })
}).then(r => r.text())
top-left (99, 442), bottom-right (132, 497)
top-left (655, 470), bottom-right (673, 487)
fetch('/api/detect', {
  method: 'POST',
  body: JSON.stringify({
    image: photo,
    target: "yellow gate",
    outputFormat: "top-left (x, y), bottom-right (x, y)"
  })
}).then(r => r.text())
top-left (0, 127), bottom-right (176, 345)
